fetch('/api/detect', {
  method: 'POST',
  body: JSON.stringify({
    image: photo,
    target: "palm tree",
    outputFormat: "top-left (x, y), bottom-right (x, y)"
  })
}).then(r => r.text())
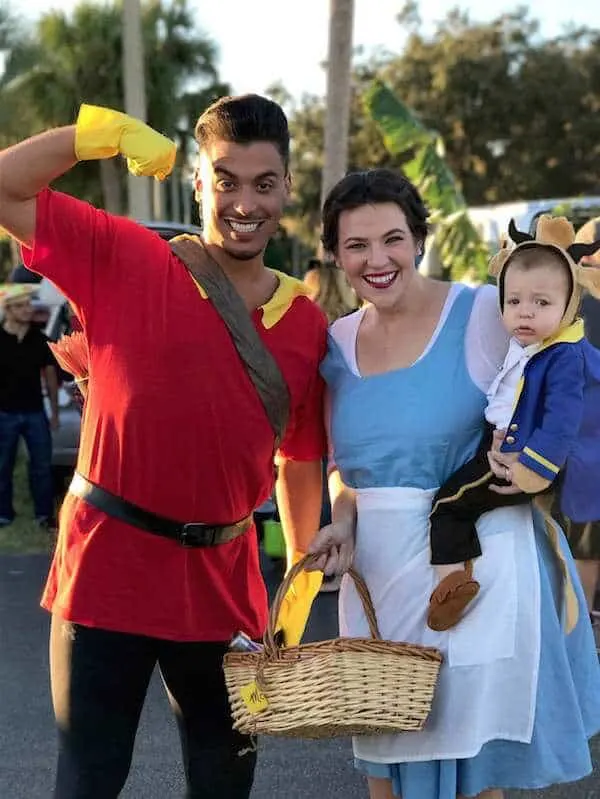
top-left (0, 5), bottom-right (32, 269)
top-left (141, 0), bottom-right (229, 220)
top-left (0, 0), bottom-right (227, 214)
top-left (0, 6), bottom-right (35, 146)
top-left (320, 0), bottom-right (355, 216)
top-left (0, 4), bottom-right (11, 50)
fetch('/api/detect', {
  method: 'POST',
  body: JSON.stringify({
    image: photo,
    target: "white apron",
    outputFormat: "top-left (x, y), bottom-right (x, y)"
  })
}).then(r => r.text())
top-left (339, 486), bottom-right (541, 763)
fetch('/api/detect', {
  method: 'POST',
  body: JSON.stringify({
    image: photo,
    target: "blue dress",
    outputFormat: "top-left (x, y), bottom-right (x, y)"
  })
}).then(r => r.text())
top-left (321, 285), bottom-right (600, 798)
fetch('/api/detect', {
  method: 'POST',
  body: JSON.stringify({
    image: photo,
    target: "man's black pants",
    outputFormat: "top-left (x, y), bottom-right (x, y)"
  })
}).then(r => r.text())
top-left (429, 423), bottom-right (530, 565)
top-left (50, 615), bottom-right (256, 798)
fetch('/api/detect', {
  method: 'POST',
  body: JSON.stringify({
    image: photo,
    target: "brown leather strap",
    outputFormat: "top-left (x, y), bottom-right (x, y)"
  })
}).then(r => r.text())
top-left (169, 235), bottom-right (290, 446)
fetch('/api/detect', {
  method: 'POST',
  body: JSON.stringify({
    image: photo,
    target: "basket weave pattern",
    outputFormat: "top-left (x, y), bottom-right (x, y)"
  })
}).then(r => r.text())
top-left (224, 555), bottom-right (442, 739)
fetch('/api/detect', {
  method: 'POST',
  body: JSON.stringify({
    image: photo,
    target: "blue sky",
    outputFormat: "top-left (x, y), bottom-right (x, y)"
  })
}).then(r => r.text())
top-left (19, 0), bottom-right (600, 100)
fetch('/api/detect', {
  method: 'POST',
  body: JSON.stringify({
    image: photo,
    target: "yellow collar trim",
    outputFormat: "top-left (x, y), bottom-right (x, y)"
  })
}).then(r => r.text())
top-left (538, 318), bottom-right (584, 353)
top-left (261, 270), bottom-right (312, 328)
top-left (190, 268), bottom-right (310, 329)
top-left (512, 318), bottom-right (583, 408)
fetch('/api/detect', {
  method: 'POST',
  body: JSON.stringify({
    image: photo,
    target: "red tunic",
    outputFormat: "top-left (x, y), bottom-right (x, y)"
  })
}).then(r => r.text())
top-left (23, 189), bottom-right (327, 641)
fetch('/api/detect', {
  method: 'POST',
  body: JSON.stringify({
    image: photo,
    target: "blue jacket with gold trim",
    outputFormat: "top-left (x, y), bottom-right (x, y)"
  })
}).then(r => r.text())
top-left (501, 319), bottom-right (600, 521)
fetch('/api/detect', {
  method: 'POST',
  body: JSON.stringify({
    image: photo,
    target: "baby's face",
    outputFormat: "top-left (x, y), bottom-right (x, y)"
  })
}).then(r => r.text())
top-left (502, 264), bottom-right (569, 346)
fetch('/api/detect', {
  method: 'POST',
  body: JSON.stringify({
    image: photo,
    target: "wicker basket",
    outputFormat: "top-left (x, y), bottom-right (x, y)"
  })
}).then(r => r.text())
top-left (223, 554), bottom-right (443, 739)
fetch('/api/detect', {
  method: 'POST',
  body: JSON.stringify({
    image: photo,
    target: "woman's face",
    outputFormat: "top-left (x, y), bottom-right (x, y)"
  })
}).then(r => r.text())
top-left (335, 202), bottom-right (420, 308)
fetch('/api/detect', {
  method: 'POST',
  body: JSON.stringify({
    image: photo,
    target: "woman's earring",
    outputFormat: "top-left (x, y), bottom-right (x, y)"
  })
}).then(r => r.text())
top-left (415, 243), bottom-right (424, 268)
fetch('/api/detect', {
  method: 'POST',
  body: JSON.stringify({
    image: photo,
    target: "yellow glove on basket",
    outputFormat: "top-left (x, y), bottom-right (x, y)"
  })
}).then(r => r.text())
top-left (74, 104), bottom-right (176, 180)
top-left (274, 551), bottom-right (323, 647)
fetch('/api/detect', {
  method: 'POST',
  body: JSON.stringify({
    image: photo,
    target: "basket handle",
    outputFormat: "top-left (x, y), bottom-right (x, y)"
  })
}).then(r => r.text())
top-left (263, 553), bottom-right (381, 654)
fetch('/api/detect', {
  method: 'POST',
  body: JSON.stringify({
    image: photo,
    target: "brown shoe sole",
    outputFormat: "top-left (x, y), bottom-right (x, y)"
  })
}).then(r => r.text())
top-left (427, 572), bottom-right (480, 632)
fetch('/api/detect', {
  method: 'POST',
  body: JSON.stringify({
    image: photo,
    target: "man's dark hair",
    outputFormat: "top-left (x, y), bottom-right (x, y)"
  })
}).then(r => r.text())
top-left (195, 94), bottom-right (290, 171)
top-left (321, 168), bottom-right (429, 254)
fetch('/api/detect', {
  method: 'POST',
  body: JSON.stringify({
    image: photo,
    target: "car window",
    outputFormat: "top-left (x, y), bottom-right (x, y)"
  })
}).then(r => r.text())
top-left (529, 206), bottom-right (600, 234)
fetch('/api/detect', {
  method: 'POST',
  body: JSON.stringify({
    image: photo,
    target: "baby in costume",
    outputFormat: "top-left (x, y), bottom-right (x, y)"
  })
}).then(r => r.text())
top-left (427, 215), bottom-right (600, 632)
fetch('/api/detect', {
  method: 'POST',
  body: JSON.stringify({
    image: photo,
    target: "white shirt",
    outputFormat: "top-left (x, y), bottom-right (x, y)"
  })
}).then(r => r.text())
top-left (330, 283), bottom-right (509, 393)
top-left (485, 338), bottom-right (541, 429)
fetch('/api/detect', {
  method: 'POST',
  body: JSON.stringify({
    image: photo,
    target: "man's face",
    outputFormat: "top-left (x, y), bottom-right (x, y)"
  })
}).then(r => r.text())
top-left (195, 139), bottom-right (289, 262)
top-left (4, 298), bottom-right (33, 325)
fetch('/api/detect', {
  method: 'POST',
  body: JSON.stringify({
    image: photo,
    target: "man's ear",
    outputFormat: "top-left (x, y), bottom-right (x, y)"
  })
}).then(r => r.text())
top-left (193, 165), bottom-right (202, 203)
top-left (284, 172), bottom-right (292, 199)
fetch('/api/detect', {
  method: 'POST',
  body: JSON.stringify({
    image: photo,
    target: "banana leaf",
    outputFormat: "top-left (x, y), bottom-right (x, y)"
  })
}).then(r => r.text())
top-left (361, 80), bottom-right (432, 154)
top-left (403, 139), bottom-right (462, 217)
top-left (363, 80), bottom-right (490, 281)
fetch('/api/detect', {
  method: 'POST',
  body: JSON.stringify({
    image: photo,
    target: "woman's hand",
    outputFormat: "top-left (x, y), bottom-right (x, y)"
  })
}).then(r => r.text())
top-left (306, 519), bottom-right (355, 576)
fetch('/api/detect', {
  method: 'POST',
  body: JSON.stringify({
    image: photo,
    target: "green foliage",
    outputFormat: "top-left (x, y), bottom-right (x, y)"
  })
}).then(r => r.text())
top-left (0, 238), bottom-right (13, 282)
top-left (547, 200), bottom-right (600, 233)
top-left (364, 80), bottom-right (490, 280)
top-left (265, 229), bottom-right (294, 275)
top-left (283, 94), bottom-right (326, 246)
top-left (282, 67), bottom-right (393, 248)
top-left (0, 447), bottom-right (54, 554)
top-left (379, 8), bottom-right (600, 204)
top-left (362, 78), bottom-right (431, 154)
top-left (0, 3), bottom-right (14, 49)
top-left (0, 0), bottom-right (229, 210)
top-left (285, 7), bottom-right (600, 257)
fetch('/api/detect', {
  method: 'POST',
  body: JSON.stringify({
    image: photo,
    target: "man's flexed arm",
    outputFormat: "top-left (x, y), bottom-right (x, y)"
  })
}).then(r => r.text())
top-left (0, 104), bottom-right (177, 247)
top-left (0, 127), bottom-right (77, 247)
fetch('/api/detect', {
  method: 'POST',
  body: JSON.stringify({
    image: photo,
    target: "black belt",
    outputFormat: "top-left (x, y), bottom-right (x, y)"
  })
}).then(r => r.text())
top-left (68, 473), bottom-right (252, 547)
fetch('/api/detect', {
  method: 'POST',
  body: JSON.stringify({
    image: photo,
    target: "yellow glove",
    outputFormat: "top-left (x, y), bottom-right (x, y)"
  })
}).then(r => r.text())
top-left (274, 551), bottom-right (323, 647)
top-left (74, 104), bottom-right (176, 180)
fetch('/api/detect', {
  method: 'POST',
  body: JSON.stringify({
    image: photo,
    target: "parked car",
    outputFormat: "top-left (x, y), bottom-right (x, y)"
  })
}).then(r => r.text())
top-left (9, 221), bottom-right (202, 497)
top-left (467, 195), bottom-right (600, 251)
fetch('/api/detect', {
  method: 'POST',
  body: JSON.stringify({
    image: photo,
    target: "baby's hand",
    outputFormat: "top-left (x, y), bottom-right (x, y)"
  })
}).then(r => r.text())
top-left (490, 428), bottom-right (506, 452)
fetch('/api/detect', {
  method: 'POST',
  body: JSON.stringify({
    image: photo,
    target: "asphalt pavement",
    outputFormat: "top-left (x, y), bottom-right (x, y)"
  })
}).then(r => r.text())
top-left (1, 552), bottom-right (599, 798)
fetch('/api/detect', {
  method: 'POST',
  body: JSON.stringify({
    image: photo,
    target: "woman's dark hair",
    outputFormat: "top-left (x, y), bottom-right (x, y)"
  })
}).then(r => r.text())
top-left (321, 168), bottom-right (429, 254)
top-left (195, 94), bottom-right (290, 171)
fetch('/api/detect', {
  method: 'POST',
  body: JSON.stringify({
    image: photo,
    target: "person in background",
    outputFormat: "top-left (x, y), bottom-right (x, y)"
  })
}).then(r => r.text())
top-left (303, 256), bottom-right (358, 323)
top-left (8, 261), bottom-right (42, 284)
top-left (303, 258), bottom-right (358, 592)
top-left (0, 284), bottom-right (59, 530)
top-left (551, 215), bottom-right (600, 625)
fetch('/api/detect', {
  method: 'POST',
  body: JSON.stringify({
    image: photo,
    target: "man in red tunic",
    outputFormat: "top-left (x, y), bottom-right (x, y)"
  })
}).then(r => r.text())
top-left (0, 95), bottom-right (327, 798)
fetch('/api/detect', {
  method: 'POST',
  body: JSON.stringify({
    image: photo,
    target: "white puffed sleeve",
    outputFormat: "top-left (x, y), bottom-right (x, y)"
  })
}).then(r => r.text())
top-left (465, 283), bottom-right (510, 393)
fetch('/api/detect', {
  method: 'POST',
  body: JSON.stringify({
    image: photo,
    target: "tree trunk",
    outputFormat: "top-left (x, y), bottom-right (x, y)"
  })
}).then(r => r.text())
top-left (320, 0), bottom-right (355, 221)
top-left (153, 180), bottom-right (164, 221)
top-left (122, 0), bottom-right (151, 219)
top-left (99, 159), bottom-right (123, 214)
